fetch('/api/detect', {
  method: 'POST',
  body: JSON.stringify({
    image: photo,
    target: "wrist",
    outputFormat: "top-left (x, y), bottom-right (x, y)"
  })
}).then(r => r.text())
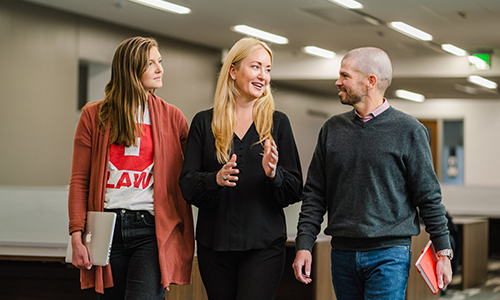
top-left (437, 248), bottom-right (454, 260)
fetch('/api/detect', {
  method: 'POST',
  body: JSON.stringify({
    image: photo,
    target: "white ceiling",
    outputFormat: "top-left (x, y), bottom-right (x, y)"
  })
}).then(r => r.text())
top-left (23, 0), bottom-right (500, 99)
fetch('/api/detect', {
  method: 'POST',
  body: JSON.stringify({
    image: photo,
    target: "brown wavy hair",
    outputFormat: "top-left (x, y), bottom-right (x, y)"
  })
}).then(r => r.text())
top-left (96, 36), bottom-right (158, 147)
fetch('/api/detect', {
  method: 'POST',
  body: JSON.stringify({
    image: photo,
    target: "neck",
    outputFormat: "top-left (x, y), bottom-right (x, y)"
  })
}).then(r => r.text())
top-left (353, 96), bottom-right (384, 118)
top-left (235, 97), bottom-right (256, 117)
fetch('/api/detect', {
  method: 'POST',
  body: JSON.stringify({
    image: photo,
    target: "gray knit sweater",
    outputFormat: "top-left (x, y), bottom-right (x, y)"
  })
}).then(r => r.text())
top-left (296, 107), bottom-right (450, 252)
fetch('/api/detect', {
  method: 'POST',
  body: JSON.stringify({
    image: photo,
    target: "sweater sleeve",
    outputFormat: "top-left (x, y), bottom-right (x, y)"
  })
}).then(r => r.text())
top-left (179, 112), bottom-right (221, 209)
top-left (295, 125), bottom-right (328, 253)
top-left (407, 123), bottom-right (450, 251)
top-left (68, 106), bottom-right (95, 235)
top-left (265, 113), bottom-right (303, 208)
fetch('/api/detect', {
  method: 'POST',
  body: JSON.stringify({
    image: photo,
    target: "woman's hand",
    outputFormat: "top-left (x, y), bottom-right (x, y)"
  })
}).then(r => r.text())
top-left (71, 231), bottom-right (92, 270)
top-left (262, 139), bottom-right (278, 180)
top-left (217, 154), bottom-right (239, 187)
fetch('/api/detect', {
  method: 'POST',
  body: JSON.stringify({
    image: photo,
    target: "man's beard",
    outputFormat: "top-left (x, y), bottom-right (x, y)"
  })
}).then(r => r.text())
top-left (339, 88), bottom-right (364, 106)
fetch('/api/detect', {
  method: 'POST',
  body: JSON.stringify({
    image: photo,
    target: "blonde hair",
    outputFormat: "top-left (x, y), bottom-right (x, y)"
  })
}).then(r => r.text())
top-left (212, 37), bottom-right (275, 164)
top-left (96, 36), bottom-right (158, 147)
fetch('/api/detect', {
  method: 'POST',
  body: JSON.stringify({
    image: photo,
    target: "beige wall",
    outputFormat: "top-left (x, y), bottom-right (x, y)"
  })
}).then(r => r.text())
top-left (1, 0), bottom-right (499, 232)
top-left (0, 0), bottom-right (219, 186)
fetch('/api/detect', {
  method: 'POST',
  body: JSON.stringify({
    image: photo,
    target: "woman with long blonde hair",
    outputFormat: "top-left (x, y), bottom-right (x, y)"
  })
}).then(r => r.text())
top-left (179, 37), bottom-right (303, 300)
top-left (68, 36), bottom-right (194, 299)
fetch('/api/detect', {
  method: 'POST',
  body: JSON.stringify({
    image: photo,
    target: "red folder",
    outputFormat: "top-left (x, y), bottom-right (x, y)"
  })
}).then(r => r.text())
top-left (415, 240), bottom-right (439, 294)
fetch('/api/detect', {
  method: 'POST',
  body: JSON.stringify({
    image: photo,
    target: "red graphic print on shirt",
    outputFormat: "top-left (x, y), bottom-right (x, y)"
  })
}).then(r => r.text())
top-left (106, 124), bottom-right (154, 190)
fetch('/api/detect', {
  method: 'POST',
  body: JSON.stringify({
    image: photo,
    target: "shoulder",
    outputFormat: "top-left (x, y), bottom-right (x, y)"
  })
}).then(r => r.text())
top-left (80, 100), bottom-right (104, 122)
top-left (149, 94), bottom-right (187, 125)
top-left (149, 94), bottom-right (182, 115)
top-left (81, 100), bottom-right (104, 114)
top-left (323, 109), bottom-right (354, 128)
top-left (273, 110), bottom-right (289, 123)
top-left (192, 108), bottom-right (213, 123)
top-left (386, 107), bottom-right (425, 131)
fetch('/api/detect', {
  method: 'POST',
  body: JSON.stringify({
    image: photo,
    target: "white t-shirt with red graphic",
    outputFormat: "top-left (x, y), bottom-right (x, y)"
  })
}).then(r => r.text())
top-left (104, 105), bottom-right (154, 212)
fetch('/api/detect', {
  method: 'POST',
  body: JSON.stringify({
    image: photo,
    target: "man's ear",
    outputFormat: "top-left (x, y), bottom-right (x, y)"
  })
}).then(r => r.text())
top-left (366, 74), bottom-right (377, 90)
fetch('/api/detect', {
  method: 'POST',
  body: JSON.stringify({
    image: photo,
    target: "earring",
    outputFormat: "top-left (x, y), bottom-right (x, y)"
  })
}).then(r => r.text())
top-left (232, 80), bottom-right (235, 90)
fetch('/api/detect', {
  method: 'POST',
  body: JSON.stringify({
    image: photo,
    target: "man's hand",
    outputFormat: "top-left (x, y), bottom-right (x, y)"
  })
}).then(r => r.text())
top-left (293, 250), bottom-right (313, 284)
top-left (436, 256), bottom-right (453, 289)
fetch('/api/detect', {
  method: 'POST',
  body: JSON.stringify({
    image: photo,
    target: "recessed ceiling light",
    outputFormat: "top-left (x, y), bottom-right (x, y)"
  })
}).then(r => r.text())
top-left (395, 89), bottom-right (425, 102)
top-left (232, 25), bottom-right (288, 45)
top-left (128, 0), bottom-right (191, 14)
top-left (302, 46), bottom-right (336, 59)
top-left (467, 75), bottom-right (498, 89)
top-left (441, 44), bottom-right (467, 57)
top-left (388, 22), bottom-right (432, 41)
top-left (327, 0), bottom-right (363, 9)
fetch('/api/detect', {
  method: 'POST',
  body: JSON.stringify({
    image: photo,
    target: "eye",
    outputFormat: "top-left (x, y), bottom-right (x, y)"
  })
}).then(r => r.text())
top-left (266, 68), bottom-right (272, 73)
top-left (252, 65), bottom-right (260, 70)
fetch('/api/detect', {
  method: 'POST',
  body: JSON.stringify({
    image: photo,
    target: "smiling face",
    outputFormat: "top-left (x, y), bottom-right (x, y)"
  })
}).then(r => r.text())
top-left (335, 58), bottom-right (368, 106)
top-left (230, 48), bottom-right (272, 103)
top-left (141, 46), bottom-right (163, 93)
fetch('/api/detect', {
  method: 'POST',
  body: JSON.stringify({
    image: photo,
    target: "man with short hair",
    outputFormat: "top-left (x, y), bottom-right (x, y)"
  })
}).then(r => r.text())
top-left (293, 47), bottom-right (453, 300)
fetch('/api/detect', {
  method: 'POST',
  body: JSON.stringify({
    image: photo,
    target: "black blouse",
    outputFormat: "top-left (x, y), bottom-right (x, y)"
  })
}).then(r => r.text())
top-left (179, 109), bottom-right (303, 251)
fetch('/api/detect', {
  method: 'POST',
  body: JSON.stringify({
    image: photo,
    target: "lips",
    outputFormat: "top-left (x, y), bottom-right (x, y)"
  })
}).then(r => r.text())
top-left (252, 82), bottom-right (264, 89)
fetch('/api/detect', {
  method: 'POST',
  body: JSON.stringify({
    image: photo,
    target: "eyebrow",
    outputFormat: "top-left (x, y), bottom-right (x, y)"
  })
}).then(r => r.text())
top-left (250, 60), bottom-right (272, 68)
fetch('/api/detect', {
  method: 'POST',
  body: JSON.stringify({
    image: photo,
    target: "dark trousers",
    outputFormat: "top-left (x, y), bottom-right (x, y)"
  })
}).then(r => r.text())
top-left (197, 238), bottom-right (286, 300)
top-left (98, 209), bottom-right (165, 300)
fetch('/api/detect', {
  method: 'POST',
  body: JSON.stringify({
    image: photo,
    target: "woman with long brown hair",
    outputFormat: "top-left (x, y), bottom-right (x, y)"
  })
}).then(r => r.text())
top-left (68, 36), bottom-right (194, 299)
top-left (179, 36), bottom-right (303, 300)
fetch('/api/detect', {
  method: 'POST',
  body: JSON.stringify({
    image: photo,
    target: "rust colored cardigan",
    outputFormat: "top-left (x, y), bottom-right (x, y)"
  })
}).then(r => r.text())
top-left (68, 93), bottom-right (194, 293)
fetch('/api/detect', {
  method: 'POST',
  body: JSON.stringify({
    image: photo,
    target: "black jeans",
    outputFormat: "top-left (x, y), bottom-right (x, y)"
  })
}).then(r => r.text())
top-left (98, 209), bottom-right (165, 300)
top-left (197, 238), bottom-right (286, 300)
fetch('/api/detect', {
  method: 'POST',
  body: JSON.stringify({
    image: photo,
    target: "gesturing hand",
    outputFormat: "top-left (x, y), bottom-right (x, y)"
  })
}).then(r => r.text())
top-left (262, 139), bottom-right (278, 180)
top-left (217, 154), bottom-right (239, 187)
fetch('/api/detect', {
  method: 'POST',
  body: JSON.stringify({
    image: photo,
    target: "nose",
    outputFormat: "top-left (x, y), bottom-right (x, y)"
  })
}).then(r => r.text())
top-left (156, 63), bottom-right (163, 73)
top-left (258, 69), bottom-right (269, 82)
top-left (335, 78), bottom-right (342, 87)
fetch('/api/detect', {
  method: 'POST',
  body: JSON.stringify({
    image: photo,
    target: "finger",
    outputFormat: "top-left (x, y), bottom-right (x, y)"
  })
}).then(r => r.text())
top-left (264, 139), bottom-right (271, 154)
top-left (304, 260), bottom-right (311, 278)
top-left (437, 270), bottom-right (444, 289)
top-left (293, 262), bottom-right (311, 284)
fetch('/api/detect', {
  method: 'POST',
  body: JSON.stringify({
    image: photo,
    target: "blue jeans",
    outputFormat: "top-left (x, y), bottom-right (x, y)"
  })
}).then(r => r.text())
top-left (98, 209), bottom-right (165, 300)
top-left (331, 245), bottom-right (411, 300)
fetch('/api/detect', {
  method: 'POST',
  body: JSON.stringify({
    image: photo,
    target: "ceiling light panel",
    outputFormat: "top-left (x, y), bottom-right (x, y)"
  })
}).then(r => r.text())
top-left (467, 75), bottom-right (498, 89)
top-left (302, 46), bottom-right (336, 59)
top-left (441, 44), bottom-right (467, 57)
top-left (388, 22), bottom-right (432, 41)
top-left (128, 0), bottom-right (191, 14)
top-left (395, 89), bottom-right (425, 102)
top-left (327, 0), bottom-right (363, 9)
top-left (232, 25), bottom-right (288, 44)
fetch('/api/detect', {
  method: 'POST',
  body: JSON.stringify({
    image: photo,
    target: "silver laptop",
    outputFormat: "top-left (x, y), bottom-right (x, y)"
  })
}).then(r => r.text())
top-left (65, 211), bottom-right (117, 266)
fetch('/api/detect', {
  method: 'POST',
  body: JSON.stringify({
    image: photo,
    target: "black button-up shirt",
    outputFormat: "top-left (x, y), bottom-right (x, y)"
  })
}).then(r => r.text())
top-left (179, 109), bottom-right (303, 251)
